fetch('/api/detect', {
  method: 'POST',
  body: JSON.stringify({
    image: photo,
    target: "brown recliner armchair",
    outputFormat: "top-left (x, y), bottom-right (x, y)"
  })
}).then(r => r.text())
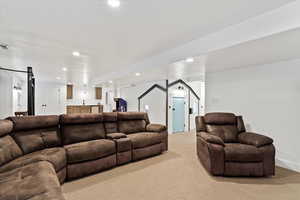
top-left (195, 113), bottom-right (275, 177)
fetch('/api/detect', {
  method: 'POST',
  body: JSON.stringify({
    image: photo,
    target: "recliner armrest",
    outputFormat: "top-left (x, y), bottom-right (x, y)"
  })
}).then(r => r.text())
top-left (146, 124), bottom-right (167, 132)
top-left (238, 132), bottom-right (273, 147)
top-left (107, 133), bottom-right (127, 140)
top-left (197, 132), bottom-right (225, 147)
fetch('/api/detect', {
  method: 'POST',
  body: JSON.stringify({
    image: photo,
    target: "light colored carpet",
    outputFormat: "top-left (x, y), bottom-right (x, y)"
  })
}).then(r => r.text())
top-left (62, 132), bottom-right (300, 200)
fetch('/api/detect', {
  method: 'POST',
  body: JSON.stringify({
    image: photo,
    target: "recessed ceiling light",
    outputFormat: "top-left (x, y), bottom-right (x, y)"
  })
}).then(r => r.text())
top-left (56, 77), bottom-right (61, 80)
top-left (107, 0), bottom-right (120, 8)
top-left (72, 51), bottom-right (80, 57)
top-left (135, 72), bottom-right (141, 76)
top-left (62, 67), bottom-right (68, 71)
top-left (109, 80), bottom-right (113, 83)
top-left (185, 57), bottom-right (194, 63)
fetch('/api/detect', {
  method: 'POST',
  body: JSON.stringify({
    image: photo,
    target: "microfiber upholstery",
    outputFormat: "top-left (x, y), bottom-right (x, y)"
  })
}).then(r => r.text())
top-left (0, 112), bottom-right (168, 199)
top-left (0, 120), bottom-right (13, 137)
top-left (8, 116), bottom-right (61, 154)
top-left (127, 132), bottom-right (162, 149)
top-left (60, 114), bottom-right (106, 145)
top-left (204, 113), bottom-right (237, 125)
top-left (0, 135), bottom-right (23, 166)
top-left (64, 139), bottom-right (116, 164)
top-left (0, 120), bottom-right (23, 166)
top-left (238, 132), bottom-right (273, 147)
top-left (204, 113), bottom-right (239, 143)
top-left (60, 113), bottom-right (103, 124)
top-left (0, 147), bottom-right (66, 173)
top-left (197, 132), bottom-right (224, 146)
top-left (146, 124), bottom-right (167, 132)
top-left (115, 138), bottom-right (132, 152)
top-left (103, 112), bottom-right (119, 133)
top-left (206, 124), bottom-right (239, 143)
top-left (196, 112), bottom-right (275, 177)
top-left (118, 120), bottom-right (147, 134)
top-left (8, 116), bottom-right (59, 131)
top-left (0, 161), bottom-right (64, 200)
top-left (118, 112), bottom-right (148, 134)
top-left (107, 133), bottom-right (127, 140)
top-left (11, 127), bottom-right (61, 154)
top-left (224, 143), bottom-right (263, 162)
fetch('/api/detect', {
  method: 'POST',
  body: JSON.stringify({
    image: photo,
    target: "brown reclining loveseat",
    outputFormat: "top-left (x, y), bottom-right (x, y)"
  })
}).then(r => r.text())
top-left (0, 112), bottom-right (167, 200)
top-left (195, 113), bottom-right (275, 177)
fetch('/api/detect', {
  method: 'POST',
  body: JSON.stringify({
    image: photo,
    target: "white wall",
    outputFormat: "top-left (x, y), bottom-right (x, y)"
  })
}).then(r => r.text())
top-left (206, 59), bottom-right (300, 172)
top-left (35, 81), bottom-right (112, 115)
top-left (120, 80), bottom-right (204, 132)
top-left (35, 81), bottom-right (66, 115)
top-left (120, 80), bottom-right (167, 125)
top-left (0, 71), bottom-right (13, 118)
top-left (0, 71), bottom-right (27, 118)
top-left (12, 75), bottom-right (27, 114)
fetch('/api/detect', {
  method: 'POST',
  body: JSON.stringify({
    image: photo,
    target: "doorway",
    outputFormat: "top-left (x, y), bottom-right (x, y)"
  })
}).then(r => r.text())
top-left (172, 97), bottom-right (185, 133)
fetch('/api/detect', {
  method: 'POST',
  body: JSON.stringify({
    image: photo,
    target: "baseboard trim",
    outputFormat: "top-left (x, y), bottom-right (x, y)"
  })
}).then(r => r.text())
top-left (276, 158), bottom-right (300, 173)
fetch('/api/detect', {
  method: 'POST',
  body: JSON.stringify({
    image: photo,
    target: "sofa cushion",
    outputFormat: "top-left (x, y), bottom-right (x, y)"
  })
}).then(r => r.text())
top-left (0, 135), bottom-right (23, 166)
top-left (206, 125), bottom-right (239, 143)
top-left (238, 132), bottom-right (273, 147)
top-left (60, 114), bottom-right (103, 124)
top-left (103, 112), bottom-right (118, 122)
top-left (107, 133), bottom-right (127, 140)
top-left (0, 147), bottom-right (66, 173)
top-left (12, 127), bottom-right (61, 154)
top-left (117, 112), bottom-right (148, 121)
top-left (204, 113), bottom-right (237, 125)
top-left (197, 132), bottom-right (225, 146)
top-left (0, 120), bottom-right (13, 137)
top-left (65, 139), bottom-right (116, 163)
top-left (61, 123), bottom-right (106, 145)
top-left (8, 115), bottom-right (59, 131)
top-left (224, 143), bottom-right (263, 162)
top-left (146, 124), bottom-right (167, 132)
top-left (117, 112), bottom-right (148, 134)
top-left (127, 132), bottom-right (162, 149)
top-left (0, 161), bottom-right (64, 200)
top-left (104, 122), bottom-right (118, 134)
top-left (103, 113), bottom-right (119, 134)
top-left (118, 120), bottom-right (147, 134)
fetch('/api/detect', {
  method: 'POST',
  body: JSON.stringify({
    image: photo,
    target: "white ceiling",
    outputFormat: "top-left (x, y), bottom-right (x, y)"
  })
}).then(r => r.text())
top-left (0, 0), bottom-right (295, 85)
top-left (115, 27), bottom-right (300, 86)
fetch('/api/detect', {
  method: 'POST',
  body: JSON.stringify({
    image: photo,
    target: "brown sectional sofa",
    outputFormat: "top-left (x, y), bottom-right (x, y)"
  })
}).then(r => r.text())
top-left (195, 113), bottom-right (275, 177)
top-left (0, 112), bottom-right (167, 200)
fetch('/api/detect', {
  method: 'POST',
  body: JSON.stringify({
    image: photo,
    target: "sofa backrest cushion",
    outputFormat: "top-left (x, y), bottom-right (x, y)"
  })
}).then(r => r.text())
top-left (60, 114), bottom-right (106, 145)
top-left (118, 112), bottom-right (148, 134)
top-left (8, 116), bottom-right (61, 154)
top-left (0, 135), bottom-right (23, 166)
top-left (103, 112), bottom-right (118, 134)
top-left (0, 120), bottom-right (23, 166)
top-left (0, 120), bottom-right (13, 137)
top-left (204, 113), bottom-right (239, 143)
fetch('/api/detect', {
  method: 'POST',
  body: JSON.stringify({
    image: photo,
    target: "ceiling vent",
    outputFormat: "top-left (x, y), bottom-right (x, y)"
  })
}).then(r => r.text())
top-left (0, 43), bottom-right (8, 50)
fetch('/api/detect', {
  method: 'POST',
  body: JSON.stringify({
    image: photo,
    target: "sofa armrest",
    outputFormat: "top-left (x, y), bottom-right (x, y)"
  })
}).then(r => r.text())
top-left (197, 136), bottom-right (225, 175)
top-left (107, 133), bottom-right (127, 140)
top-left (146, 124), bottom-right (167, 132)
top-left (197, 132), bottom-right (225, 147)
top-left (238, 132), bottom-right (273, 147)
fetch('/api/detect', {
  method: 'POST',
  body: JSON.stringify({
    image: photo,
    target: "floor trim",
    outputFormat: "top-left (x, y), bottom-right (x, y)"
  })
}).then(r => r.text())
top-left (276, 158), bottom-right (300, 173)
